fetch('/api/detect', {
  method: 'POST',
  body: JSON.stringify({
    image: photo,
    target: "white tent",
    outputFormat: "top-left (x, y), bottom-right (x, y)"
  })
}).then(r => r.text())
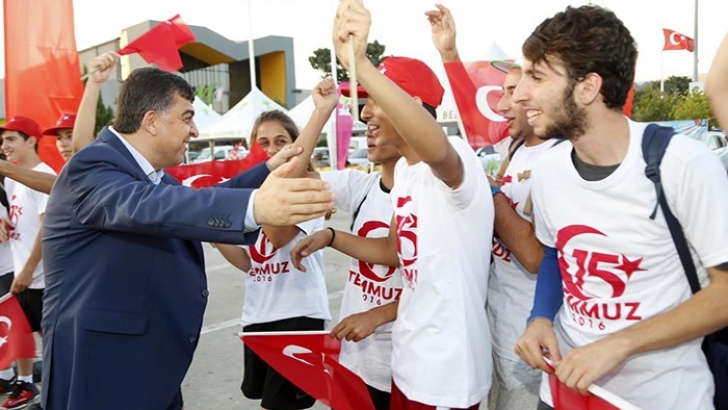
top-left (192, 97), bottom-right (222, 133)
top-left (197, 86), bottom-right (288, 144)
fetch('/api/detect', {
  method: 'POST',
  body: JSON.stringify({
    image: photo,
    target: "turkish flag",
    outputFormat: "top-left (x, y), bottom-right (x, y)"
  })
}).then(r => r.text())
top-left (0, 295), bottom-right (36, 369)
top-left (663, 29), bottom-right (695, 52)
top-left (165, 141), bottom-right (269, 188)
top-left (241, 331), bottom-right (375, 410)
top-left (444, 61), bottom-right (509, 149)
top-left (118, 14), bottom-right (196, 72)
top-left (3, 0), bottom-right (83, 174)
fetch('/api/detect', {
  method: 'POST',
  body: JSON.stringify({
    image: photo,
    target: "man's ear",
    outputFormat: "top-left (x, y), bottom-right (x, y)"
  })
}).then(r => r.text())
top-left (141, 110), bottom-right (159, 136)
top-left (412, 96), bottom-right (424, 106)
top-left (576, 72), bottom-right (603, 106)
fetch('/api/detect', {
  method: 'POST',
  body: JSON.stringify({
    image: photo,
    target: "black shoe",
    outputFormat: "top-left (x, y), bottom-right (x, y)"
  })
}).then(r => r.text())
top-left (0, 377), bottom-right (16, 395)
top-left (0, 381), bottom-right (39, 409)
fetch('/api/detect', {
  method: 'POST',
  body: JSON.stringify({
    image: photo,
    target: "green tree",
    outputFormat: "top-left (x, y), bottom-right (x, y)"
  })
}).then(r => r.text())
top-left (644, 76), bottom-right (691, 96)
top-left (672, 90), bottom-right (715, 127)
top-left (308, 40), bottom-right (388, 82)
top-left (632, 85), bottom-right (677, 122)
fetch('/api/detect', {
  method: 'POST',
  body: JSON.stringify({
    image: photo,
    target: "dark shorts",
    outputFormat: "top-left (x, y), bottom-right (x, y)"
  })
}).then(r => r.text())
top-left (0, 273), bottom-right (13, 296)
top-left (366, 384), bottom-right (391, 410)
top-left (241, 316), bottom-right (325, 410)
top-left (16, 288), bottom-right (43, 333)
top-left (390, 381), bottom-right (480, 410)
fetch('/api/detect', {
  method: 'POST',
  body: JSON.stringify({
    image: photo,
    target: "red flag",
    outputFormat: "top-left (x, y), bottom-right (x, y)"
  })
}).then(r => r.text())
top-left (241, 331), bottom-right (375, 410)
top-left (663, 29), bottom-right (695, 52)
top-left (444, 61), bottom-right (509, 149)
top-left (165, 141), bottom-right (269, 188)
top-left (118, 15), bottom-right (196, 72)
top-left (0, 295), bottom-right (36, 369)
top-left (3, 0), bottom-right (83, 174)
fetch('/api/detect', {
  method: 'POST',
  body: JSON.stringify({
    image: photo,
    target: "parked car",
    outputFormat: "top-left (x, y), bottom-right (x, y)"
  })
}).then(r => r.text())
top-left (192, 145), bottom-right (239, 163)
top-left (347, 148), bottom-right (371, 168)
top-left (312, 147), bottom-right (330, 168)
top-left (474, 146), bottom-right (503, 175)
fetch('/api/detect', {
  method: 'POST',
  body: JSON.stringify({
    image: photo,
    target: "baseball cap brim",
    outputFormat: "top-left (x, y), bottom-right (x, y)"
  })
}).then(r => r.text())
top-left (42, 126), bottom-right (73, 136)
top-left (340, 82), bottom-right (368, 99)
top-left (490, 58), bottom-right (525, 74)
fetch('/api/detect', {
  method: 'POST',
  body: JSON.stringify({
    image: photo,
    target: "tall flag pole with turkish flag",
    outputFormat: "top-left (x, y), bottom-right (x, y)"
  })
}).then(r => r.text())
top-left (241, 331), bottom-right (375, 410)
top-left (0, 294), bottom-right (36, 369)
top-left (660, 28), bottom-right (696, 93)
top-left (3, 0), bottom-right (84, 174)
top-left (117, 14), bottom-right (195, 72)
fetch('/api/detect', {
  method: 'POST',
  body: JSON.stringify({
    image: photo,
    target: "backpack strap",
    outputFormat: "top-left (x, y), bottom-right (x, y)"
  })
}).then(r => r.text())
top-left (642, 124), bottom-right (701, 294)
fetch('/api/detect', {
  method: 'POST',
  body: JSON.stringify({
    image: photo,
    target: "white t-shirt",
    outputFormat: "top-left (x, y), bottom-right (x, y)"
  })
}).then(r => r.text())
top-left (532, 120), bottom-right (727, 410)
top-left (390, 137), bottom-right (493, 408)
top-left (321, 169), bottom-right (403, 393)
top-left (0, 203), bottom-right (14, 278)
top-left (6, 162), bottom-right (55, 289)
top-left (240, 217), bottom-right (331, 327)
top-left (488, 140), bottom-right (556, 362)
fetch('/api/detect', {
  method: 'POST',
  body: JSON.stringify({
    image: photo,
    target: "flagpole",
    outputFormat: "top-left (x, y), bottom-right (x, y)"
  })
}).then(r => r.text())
top-left (328, 0), bottom-right (339, 170)
top-left (660, 51), bottom-right (665, 93)
top-left (248, 0), bottom-right (257, 89)
top-left (693, 0), bottom-right (699, 81)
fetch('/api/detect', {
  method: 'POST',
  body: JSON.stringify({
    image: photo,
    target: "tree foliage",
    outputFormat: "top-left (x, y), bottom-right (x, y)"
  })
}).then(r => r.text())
top-left (631, 75), bottom-right (716, 128)
top-left (308, 40), bottom-right (388, 82)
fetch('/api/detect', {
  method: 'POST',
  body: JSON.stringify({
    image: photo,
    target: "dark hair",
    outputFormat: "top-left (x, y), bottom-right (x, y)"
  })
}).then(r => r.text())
top-left (522, 5), bottom-right (637, 109)
top-left (250, 110), bottom-right (300, 142)
top-left (113, 67), bottom-right (195, 133)
top-left (355, 102), bottom-right (437, 123)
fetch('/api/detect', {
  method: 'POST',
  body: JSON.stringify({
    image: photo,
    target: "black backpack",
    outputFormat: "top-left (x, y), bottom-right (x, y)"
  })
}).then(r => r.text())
top-left (643, 123), bottom-right (728, 409)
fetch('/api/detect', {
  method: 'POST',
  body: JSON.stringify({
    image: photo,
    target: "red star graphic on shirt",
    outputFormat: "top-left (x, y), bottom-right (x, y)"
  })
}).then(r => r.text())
top-left (615, 255), bottom-right (645, 280)
top-left (501, 175), bottom-right (513, 186)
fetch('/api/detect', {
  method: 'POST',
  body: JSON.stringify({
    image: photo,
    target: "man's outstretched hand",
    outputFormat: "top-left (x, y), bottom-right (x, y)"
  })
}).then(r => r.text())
top-left (254, 156), bottom-right (334, 227)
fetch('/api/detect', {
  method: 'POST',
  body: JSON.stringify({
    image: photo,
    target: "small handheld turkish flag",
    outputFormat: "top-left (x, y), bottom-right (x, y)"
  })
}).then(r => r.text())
top-left (663, 29), bottom-right (695, 52)
top-left (241, 331), bottom-right (375, 410)
top-left (0, 294), bottom-right (36, 369)
top-left (118, 14), bottom-right (196, 72)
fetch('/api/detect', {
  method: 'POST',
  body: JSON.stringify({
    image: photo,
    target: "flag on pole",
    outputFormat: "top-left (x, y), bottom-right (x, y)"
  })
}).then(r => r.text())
top-left (118, 15), bottom-right (196, 72)
top-left (241, 331), bottom-right (375, 410)
top-left (0, 295), bottom-right (36, 369)
top-left (662, 29), bottom-right (695, 52)
top-left (336, 88), bottom-right (354, 170)
top-left (165, 141), bottom-right (269, 188)
top-left (3, 0), bottom-right (84, 174)
top-left (443, 61), bottom-right (509, 149)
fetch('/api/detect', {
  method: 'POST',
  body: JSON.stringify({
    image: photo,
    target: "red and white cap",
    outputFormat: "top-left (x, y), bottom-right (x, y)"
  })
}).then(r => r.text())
top-left (43, 113), bottom-right (77, 135)
top-left (340, 56), bottom-right (445, 108)
top-left (0, 116), bottom-right (42, 139)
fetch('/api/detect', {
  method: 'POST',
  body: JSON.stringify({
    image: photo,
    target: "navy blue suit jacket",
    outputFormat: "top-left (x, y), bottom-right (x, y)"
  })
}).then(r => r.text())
top-left (41, 129), bottom-right (269, 410)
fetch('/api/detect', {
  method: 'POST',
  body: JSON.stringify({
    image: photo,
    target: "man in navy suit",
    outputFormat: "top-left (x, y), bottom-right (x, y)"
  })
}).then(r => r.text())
top-left (40, 67), bottom-right (333, 410)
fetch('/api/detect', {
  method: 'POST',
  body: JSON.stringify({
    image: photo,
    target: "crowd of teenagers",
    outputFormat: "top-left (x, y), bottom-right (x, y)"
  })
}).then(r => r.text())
top-left (0, 2), bottom-right (727, 410)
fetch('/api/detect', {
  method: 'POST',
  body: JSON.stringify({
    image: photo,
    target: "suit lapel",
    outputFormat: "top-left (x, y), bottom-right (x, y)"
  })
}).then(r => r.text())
top-left (97, 128), bottom-right (152, 182)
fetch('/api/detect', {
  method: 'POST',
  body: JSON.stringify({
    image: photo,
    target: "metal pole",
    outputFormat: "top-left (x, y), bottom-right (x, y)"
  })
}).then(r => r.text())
top-left (693, 0), bottom-right (699, 81)
top-left (248, 0), bottom-right (257, 89)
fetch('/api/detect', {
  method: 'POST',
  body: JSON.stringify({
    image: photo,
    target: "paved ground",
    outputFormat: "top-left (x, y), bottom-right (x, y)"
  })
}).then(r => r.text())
top-left (181, 211), bottom-right (351, 410)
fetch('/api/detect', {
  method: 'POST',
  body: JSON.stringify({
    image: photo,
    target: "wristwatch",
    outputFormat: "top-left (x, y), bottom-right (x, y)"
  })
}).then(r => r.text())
top-left (490, 185), bottom-right (502, 197)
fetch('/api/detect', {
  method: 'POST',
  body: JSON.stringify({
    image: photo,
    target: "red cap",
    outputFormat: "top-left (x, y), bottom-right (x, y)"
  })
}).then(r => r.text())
top-left (43, 113), bottom-right (77, 135)
top-left (0, 116), bottom-right (42, 139)
top-left (341, 56), bottom-right (444, 108)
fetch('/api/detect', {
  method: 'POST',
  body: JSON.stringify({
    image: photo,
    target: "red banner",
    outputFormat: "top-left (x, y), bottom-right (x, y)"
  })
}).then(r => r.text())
top-left (663, 29), bottom-right (695, 52)
top-left (241, 331), bottom-right (374, 410)
top-left (548, 370), bottom-right (640, 410)
top-left (165, 141), bottom-right (269, 188)
top-left (3, 0), bottom-right (83, 174)
top-left (118, 14), bottom-right (196, 72)
top-left (0, 295), bottom-right (36, 369)
top-left (444, 60), bottom-right (509, 149)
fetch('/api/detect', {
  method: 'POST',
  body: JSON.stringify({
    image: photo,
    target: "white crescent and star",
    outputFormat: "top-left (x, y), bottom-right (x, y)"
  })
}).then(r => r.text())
top-left (475, 85), bottom-right (506, 123)
top-left (669, 32), bottom-right (685, 46)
